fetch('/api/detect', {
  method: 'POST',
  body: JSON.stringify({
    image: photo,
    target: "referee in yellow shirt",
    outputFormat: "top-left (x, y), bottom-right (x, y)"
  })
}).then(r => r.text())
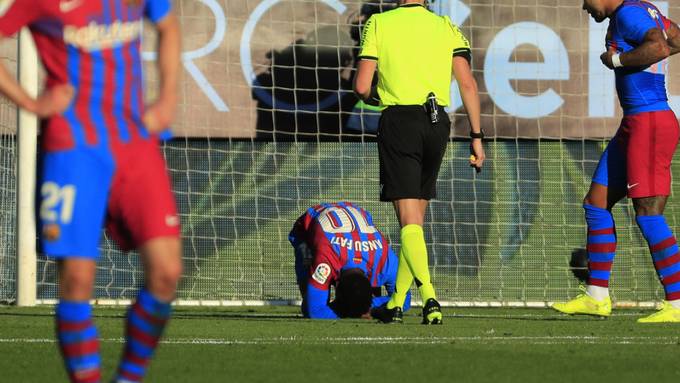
top-left (354, 0), bottom-right (485, 324)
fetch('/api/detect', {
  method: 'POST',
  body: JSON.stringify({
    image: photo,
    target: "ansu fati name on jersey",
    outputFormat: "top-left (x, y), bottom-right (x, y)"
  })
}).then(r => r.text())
top-left (329, 236), bottom-right (383, 252)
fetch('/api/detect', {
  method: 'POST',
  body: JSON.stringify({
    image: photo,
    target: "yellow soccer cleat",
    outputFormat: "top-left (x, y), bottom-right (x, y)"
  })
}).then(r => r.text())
top-left (637, 301), bottom-right (680, 323)
top-left (551, 290), bottom-right (611, 317)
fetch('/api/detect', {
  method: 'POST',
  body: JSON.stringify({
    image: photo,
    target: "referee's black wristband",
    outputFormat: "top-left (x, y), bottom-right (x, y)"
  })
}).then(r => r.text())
top-left (363, 86), bottom-right (381, 106)
top-left (470, 130), bottom-right (484, 139)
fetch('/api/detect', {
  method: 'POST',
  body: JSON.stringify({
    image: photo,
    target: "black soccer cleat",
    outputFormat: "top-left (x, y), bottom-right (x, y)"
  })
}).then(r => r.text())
top-left (371, 303), bottom-right (403, 324)
top-left (421, 298), bottom-right (443, 325)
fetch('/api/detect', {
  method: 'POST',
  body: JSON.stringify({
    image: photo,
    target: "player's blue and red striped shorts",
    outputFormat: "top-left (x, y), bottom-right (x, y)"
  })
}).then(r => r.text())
top-left (592, 110), bottom-right (680, 198)
top-left (38, 137), bottom-right (181, 258)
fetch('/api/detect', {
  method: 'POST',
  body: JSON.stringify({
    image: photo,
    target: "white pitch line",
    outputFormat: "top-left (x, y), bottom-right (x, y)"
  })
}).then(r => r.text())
top-left (0, 335), bottom-right (678, 346)
top-left (446, 311), bottom-right (649, 320)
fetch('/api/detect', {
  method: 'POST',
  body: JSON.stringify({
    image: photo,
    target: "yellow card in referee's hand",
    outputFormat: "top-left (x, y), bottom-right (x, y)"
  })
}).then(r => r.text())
top-left (469, 155), bottom-right (481, 173)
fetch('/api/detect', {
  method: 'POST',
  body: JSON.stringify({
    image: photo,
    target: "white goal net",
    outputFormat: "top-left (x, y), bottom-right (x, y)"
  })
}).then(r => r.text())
top-left (0, 35), bottom-right (17, 303)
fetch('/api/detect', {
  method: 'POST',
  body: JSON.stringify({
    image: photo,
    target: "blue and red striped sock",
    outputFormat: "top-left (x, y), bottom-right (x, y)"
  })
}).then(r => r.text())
top-left (637, 215), bottom-right (680, 305)
top-left (55, 300), bottom-right (101, 383)
top-left (115, 289), bottom-right (172, 383)
top-left (584, 204), bottom-right (617, 294)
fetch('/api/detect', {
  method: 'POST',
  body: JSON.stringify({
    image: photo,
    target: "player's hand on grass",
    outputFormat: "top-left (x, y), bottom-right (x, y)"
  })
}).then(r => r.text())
top-left (30, 83), bottom-right (75, 118)
top-left (361, 311), bottom-right (372, 320)
top-left (143, 97), bottom-right (176, 133)
top-left (469, 138), bottom-right (485, 173)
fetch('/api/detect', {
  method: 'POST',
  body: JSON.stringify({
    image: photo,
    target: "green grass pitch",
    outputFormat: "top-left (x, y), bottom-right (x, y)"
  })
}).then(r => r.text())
top-left (1, 306), bottom-right (679, 382)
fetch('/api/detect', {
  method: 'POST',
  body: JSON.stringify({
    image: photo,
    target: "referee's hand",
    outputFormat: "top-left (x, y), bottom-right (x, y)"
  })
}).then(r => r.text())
top-left (469, 138), bottom-right (485, 173)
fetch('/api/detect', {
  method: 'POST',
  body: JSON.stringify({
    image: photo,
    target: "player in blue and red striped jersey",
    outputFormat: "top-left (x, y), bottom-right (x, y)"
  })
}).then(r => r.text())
top-left (0, 0), bottom-right (182, 381)
top-left (553, 0), bottom-right (680, 323)
top-left (289, 202), bottom-right (410, 320)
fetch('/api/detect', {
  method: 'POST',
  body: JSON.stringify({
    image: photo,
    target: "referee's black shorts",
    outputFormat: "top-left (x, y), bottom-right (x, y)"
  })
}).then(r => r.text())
top-left (377, 105), bottom-right (450, 202)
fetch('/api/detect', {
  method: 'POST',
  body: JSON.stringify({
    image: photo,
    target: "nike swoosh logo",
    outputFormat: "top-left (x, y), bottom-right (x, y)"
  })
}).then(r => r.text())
top-left (60, 0), bottom-right (82, 13)
top-left (627, 183), bottom-right (639, 189)
top-left (165, 215), bottom-right (180, 227)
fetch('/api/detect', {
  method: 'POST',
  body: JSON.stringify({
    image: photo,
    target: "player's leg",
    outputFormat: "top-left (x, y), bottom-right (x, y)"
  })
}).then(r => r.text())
top-left (377, 106), bottom-right (424, 316)
top-left (388, 112), bottom-right (450, 323)
top-left (114, 237), bottom-right (181, 383)
top-left (39, 149), bottom-right (114, 383)
top-left (140, 237), bottom-right (183, 301)
top-left (552, 133), bottom-right (627, 316)
top-left (629, 111), bottom-right (680, 322)
top-left (377, 107), bottom-right (443, 324)
top-left (376, 200), bottom-right (418, 323)
top-left (56, 259), bottom-right (101, 383)
top-left (385, 244), bottom-right (413, 311)
top-left (108, 139), bottom-right (182, 382)
top-left (582, 182), bottom-right (626, 300)
top-left (374, 239), bottom-right (414, 323)
top-left (634, 196), bottom-right (680, 322)
top-left (408, 112), bottom-right (451, 324)
top-left (390, 198), bottom-right (437, 306)
top-left (552, 187), bottom-right (622, 317)
top-left (383, 199), bottom-right (425, 305)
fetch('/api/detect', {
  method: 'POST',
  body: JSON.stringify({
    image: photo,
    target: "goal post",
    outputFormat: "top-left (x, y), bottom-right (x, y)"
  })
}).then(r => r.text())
top-left (16, 28), bottom-right (38, 307)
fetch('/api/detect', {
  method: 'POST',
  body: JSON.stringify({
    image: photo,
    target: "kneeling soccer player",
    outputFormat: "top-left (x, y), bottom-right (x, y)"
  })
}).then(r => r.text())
top-left (289, 202), bottom-right (410, 320)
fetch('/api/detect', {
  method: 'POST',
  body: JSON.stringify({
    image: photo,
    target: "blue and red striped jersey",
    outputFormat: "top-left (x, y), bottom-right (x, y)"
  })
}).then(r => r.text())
top-left (606, 1), bottom-right (671, 115)
top-left (289, 202), bottom-right (397, 293)
top-left (0, 0), bottom-right (171, 151)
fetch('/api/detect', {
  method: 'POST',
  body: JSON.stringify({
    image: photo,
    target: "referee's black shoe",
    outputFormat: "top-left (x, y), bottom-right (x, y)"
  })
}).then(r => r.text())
top-left (371, 303), bottom-right (403, 324)
top-left (422, 298), bottom-right (443, 325)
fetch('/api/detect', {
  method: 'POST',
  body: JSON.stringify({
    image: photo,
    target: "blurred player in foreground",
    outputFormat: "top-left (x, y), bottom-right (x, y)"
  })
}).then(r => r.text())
top-left (289, 202), bottom-right (410, 319)
top-left (0, 0), bottom-right (182, 381)
top-left (553, 0), bottom-right (680, 323)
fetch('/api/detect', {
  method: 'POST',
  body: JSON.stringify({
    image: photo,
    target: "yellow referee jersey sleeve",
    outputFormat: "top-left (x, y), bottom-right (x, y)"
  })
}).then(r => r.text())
top-left (446, 16), bottom-right (471, 58)
top-left (358, 15), bottom-right (378, 60)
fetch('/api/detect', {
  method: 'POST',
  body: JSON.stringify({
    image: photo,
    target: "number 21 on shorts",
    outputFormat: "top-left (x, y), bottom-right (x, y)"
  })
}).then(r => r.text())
top-left (40, 182), bottom-right (77, 224)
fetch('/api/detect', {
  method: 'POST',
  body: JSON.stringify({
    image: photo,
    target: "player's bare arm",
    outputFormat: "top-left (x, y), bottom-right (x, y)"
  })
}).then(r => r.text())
top-left (0, 37), bottom-right (73, 117)
top-left (143, 12), bottom-right (181, 134)
top-left (600, 28), bottom-right (670, 69)
top-left (452, 55), bottom-right (485, 170)
top-left (353, 59), bottom-right (377, 102)
top-left (665, 18), bottom-right (680, 56)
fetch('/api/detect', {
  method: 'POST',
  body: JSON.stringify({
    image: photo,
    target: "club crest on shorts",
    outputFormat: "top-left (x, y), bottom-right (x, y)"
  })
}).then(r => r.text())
top-left (312, 263), bottom-right (331, 284)
top-left (43, 223), bottom-right (61, 242)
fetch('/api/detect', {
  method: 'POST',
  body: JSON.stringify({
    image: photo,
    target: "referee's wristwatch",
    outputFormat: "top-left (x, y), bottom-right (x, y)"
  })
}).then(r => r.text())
top-left (469, 130), bottom-right (484, 140)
